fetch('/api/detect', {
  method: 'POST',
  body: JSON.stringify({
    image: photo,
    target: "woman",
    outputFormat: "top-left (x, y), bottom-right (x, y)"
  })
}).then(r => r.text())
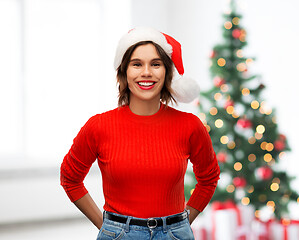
top-left (60, 27), bottom-right (220, 239)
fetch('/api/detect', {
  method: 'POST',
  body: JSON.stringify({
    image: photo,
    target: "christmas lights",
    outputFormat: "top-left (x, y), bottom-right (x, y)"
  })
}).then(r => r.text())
top-left (256, 125), bottom-right (265, 134)
top-left (220, 135), bottom-right (229, 144)
top-left (241, 197), bottom-right (250, 205)
top-left (224, 21), bottom-right (233, 29)
top-left (234, 162), bottom-right (242, 171)
top-left (279, 152), bottom-right (285, 159)
top-left (241, 88), bottom-right (250, 96)
top-left (220, 84), bottom-right (229, 92)
top-left (247, 186), bottom-right (254, 193)
top-left (217, 58), bottom-right (226, 67)
top-left (248, 154), bottom-right (256, 162)
top-left (264, 153), bottom-right (272, 162)
top-left (246, 58), bottom-right (253, 64)
top-left (251, 100), bottom-right (259, 109)
top-left (260, 142), bottom-right (267, 150)
top-left (254, 132), bottom-right (263, 140)
top-left (226, 185), bottom-right (235, 193)
top-left (215, 119), bottom-right (224, 128)
top-left (267, 201), bottom-right (275, 208)
top-left (236, 49), bottom-right (243, 57)
top-left (210, 107), bottom-right (218, 115)
top-left (248, 136), bottom-right (256, 144)
top-left (214, 92), bottom-right (222, 101)
top-left (232, 112), bottom-right (240, 118)
top-left (227, 141), bottom-right (236, 149)
top-left (232, 17), bottom-right (240, 25)
top-left (226, 106), bottom-right (234, 114)
top-left (272, 178), bottom-right (280, 184)
top-left (265, 143), bottom-right (274, 151)
top-left (237, 62), bottom-right (247, 72)
top-left (205, 124), bottom-right (211, 132)
top-left (198, 113), bottom-right (206, 120)
top-left (270, 183), bottom-right (279, 191)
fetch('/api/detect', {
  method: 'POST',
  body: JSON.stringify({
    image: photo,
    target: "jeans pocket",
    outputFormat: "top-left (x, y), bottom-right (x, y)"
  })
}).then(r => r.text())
top-left (167, 221), bottom-right (194, 240)
top-left (97, 223), bottom-right (125, 240)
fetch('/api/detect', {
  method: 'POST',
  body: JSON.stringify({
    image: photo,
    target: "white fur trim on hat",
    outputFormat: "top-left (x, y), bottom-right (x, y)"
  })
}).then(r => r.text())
top-left (114, 27), bottom-right (172, 70)
top-left (171, 77), bottom-right (200, 103)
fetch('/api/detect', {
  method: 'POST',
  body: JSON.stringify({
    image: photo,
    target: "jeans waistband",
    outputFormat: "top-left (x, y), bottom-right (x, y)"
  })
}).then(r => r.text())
top-left (103, 210), bottom-right (189, 229)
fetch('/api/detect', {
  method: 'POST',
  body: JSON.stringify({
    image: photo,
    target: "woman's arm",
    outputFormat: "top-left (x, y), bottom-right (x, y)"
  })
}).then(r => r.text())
top-left (186, 205), bottom-right (200, 224)
top-left (74, 193), bottom-right (103, 230)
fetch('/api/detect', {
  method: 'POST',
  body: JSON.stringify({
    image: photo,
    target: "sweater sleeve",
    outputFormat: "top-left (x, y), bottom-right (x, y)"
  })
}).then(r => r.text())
top-left (187, 115), bottom-right (220, 212)
top-left (60, 115), bottom-right (99, 202)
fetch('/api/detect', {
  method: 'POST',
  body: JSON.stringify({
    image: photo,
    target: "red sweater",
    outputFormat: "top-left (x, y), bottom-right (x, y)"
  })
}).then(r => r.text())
top-left (60, 104), bottom-right (220, 218)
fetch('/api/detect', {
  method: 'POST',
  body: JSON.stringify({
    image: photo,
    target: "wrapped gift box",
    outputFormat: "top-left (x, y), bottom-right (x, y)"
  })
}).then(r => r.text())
top-left (251, 219), bottom-right (299, 240)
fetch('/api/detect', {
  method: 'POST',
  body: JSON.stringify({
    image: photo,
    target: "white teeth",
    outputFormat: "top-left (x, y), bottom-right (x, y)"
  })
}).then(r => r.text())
top-left (138, 82), bottom-right (155, 86)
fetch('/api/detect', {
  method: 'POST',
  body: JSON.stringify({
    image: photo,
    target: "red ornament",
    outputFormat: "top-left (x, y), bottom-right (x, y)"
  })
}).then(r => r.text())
top-left (237, 118), bottom-right (252, 129)
top-left (232, 29), bottom-right (242, 39)
top-left (278, 134), bottom-right (287, 141)
top-left (217, 152), bottom-right (227, 163)
top-left (233, 177), bottom-right (247, 188)
top-left (210, 50), bottom-right (217, 58)
top-left (256, 166), bottom-right (273, 180)
top-left (225, 100), bottom-right (234, 109)
top-left (274, 140), bottom-right (285, 151)
top-left (213, 76), bottom-right (226, 87)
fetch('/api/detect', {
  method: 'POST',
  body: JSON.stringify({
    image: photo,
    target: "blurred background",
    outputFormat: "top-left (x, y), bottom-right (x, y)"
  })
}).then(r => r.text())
top-left (0, 0), bottom-right (298, 239)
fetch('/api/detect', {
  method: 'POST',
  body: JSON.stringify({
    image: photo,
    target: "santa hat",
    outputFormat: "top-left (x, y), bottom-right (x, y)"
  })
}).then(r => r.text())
top-left (114, 27), bottom-right (200, 103)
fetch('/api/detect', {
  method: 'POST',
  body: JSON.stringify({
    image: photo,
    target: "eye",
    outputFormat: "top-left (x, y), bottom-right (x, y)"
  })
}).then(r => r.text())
top-left (152, 61), bottom-right (162, 67)
top-left (131, 62), bottom-right (141, 67)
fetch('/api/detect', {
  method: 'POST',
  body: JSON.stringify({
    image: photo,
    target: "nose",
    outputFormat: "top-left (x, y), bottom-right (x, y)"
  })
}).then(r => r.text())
top-left (141, 64), bottom-right (152, 77)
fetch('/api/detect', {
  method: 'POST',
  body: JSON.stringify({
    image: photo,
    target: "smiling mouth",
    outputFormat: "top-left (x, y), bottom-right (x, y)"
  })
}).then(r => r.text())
top-left (137, 81), bottom-right (156, 87)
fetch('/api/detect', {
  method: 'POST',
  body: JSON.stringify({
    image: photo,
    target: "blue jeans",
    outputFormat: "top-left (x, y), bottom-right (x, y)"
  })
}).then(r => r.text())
top-left (96, 211), bottom-right (195, 240)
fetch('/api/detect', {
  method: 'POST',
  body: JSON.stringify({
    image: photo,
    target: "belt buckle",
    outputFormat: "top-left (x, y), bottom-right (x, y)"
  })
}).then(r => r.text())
top-left (147, 218), bottom-right (158, 229)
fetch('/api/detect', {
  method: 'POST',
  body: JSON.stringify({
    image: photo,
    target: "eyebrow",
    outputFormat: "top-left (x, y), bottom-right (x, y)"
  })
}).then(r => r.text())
top-left (130, 58), bottom-right (162, 62)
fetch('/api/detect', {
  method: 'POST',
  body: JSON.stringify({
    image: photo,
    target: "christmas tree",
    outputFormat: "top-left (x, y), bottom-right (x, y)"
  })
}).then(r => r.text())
top-left (185, 2), bottom-right (298, 219)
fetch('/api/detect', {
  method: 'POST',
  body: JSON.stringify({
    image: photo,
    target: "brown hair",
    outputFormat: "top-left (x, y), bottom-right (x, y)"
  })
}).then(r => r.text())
top-left (116, 41), bottom-right (176, 107)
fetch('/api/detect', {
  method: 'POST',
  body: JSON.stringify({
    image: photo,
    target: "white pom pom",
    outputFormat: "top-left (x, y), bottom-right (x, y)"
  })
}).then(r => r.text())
top-left (171, 76), bottom-right (200, 103)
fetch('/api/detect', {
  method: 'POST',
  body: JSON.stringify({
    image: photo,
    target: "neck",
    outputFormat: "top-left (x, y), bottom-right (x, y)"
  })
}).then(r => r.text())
top-left (129, 98), bottom-right (161, 116)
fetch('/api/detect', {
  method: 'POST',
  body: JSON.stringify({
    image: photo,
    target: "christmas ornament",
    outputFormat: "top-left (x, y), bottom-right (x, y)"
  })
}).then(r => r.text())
top-left (233, 177), bottom-right (247, 188)
top-left (274, 140), bottom-right (285, 151)
top-left (213, 76), bottom-right (226, 87)
top-left (278, 134), bottom-right (286, 141)
top-left (232, 28), bottom-right (242, 39)
top-left (256, 166), bottom-right (273, 180)
top-left (210, 50), bottom-right (217, 58)
top-left (237, 118), bottom-right (252, 129)
top-left (225, 100), bottom-right (234, 109)
top-left (274, 134), bottom-right (287, 151)
top-left (217, 151), bottom-right (227, 163)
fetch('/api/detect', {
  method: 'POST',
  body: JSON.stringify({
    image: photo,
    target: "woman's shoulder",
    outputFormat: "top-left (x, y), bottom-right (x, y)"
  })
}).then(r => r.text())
top-left (85, 107), bottom-right (120, 125)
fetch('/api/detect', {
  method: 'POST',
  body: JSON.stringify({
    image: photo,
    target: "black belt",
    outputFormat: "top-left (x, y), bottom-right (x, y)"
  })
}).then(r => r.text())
top-left (104, 211), bottom-right (188, 229)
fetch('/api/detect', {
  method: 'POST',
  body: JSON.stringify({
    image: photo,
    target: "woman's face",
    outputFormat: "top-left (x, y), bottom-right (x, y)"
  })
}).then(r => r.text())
top-left (126, 43), bottom-right (166, 104)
